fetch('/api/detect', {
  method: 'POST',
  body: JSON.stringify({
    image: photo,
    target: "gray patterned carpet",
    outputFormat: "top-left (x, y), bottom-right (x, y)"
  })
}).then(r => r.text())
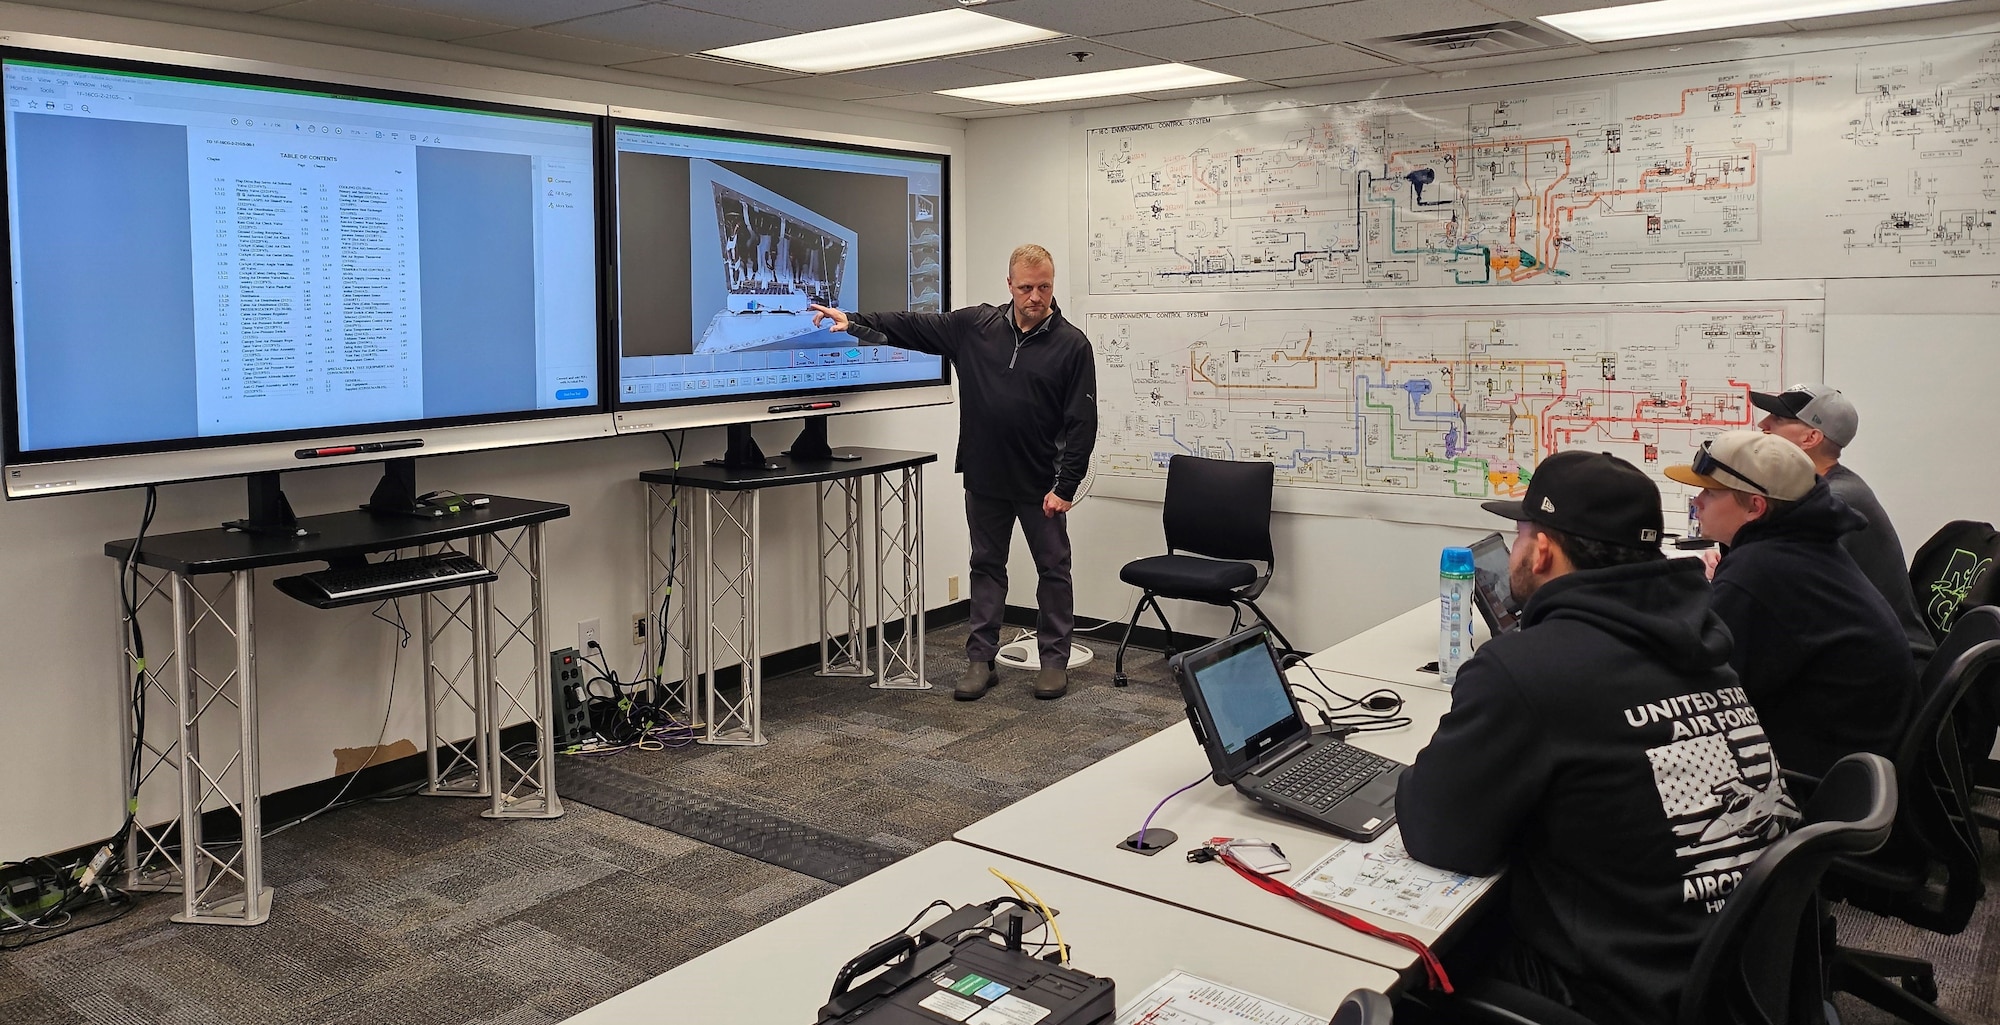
top-left (4, 622), bottom-right (1996, 1024)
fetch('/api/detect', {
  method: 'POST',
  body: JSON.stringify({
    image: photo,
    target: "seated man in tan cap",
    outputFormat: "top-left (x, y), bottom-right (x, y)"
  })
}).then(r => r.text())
top-left (1666, 431), bottom-right (1917, 777)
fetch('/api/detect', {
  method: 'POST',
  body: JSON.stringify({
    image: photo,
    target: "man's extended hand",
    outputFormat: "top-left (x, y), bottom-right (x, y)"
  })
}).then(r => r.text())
top-left (808, 303), bottom-right (850, 333)
top-left (1043, 491), bottom-right (1073, 518)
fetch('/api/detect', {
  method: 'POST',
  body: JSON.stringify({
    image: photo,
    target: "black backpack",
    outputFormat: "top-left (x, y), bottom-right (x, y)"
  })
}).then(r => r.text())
top-left (1909, 520), bottom-right (2000, 641)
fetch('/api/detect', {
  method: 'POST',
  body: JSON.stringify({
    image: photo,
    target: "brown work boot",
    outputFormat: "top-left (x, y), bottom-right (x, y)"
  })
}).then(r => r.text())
top-left (1033, 666), bottom-right (1068, 700)
top-left (955, 660), bottom-right (998, 701)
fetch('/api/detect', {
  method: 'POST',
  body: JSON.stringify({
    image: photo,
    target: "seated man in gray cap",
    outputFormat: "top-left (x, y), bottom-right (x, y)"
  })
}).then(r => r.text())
top-left (1667, 430), bottom-right (1917, 777)
top-left (1399, 450), bottom-right (1791, 1025)
top-left (1753, 383), bottom-right (1931, 658)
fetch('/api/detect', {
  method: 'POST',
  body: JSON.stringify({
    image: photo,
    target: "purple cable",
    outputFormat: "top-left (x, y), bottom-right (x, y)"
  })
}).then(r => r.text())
top-left (1135, 771), bottom-right (1213, 851)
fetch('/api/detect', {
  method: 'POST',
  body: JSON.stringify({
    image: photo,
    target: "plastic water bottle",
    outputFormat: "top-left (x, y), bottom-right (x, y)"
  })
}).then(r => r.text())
top-left (1439, 546), bottom-right (1475, 687)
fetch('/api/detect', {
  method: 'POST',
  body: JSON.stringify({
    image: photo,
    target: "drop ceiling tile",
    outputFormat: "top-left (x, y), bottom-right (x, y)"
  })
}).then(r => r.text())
top-left (1132, 79), bottom-right (1284, 100)
top-left (145, 0), bottom-right (295, 11)
top-left (1194, 41), bottom-right (1399, 81)
top-left (959, 41), bottom-right (1157, 77)
top-left (1098, 17), bottom-right (1322, 60)
top-left (326, 0), bottom-right (639, 28)
top-left (1269, 63), bottom-right (1429, 87)
top-left (260, 0), bottom-right (513, 40)
top-left (749, 76), bottom-right (910, 100)
top-left (859, 91), bottom-right (1013, 115)
top-left (1199, 0), bottom-right (1347, 13)
top-left (966, 0), bottom-right (1229, 37)
top-left (542, 4), bottom-right (783, 52)
top-left (612, 54), bottom-right (802, 84)
top-left (1261, 0), bottom-right (1520, 42)
top-left (666, 0), bottom-right (953, 32)
top-left (831, 61), bottom-right (1030, 92)
top-left (1471, 0), bottom-right (1627, 15)
top-left (457, 28), bottom-right (673, 65)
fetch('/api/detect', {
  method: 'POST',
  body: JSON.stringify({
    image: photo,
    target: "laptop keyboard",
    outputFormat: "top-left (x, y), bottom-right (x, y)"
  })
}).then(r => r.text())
top-left (1265, 743), bottom-right (1397, 810)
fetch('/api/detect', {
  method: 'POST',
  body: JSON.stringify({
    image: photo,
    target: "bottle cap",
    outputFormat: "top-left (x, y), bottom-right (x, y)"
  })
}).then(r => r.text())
top-left (1441, 546), bottom-right (1475, 575)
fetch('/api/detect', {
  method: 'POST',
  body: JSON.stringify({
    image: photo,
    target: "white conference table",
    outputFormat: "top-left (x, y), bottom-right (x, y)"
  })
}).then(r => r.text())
top-left (1301, 599), bottom-right (1457, 693)
top-left (562, 840), bottom-right (1400, 1023)
top-left (955, 656), bottom-right (1464, 973)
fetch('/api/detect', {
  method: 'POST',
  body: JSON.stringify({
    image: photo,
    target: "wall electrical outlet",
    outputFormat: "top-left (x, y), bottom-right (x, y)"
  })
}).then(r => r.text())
top-left (577, 618), bottom-right (601, 653)
top-left (947, 575), bottom-right (960, 601)
top-left (631, 613), bottom-right (647, 646)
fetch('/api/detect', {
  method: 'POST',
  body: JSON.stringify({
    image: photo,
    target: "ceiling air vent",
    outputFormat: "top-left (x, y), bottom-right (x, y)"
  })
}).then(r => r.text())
top-left (1356, 21), bottom-right (1569, 63)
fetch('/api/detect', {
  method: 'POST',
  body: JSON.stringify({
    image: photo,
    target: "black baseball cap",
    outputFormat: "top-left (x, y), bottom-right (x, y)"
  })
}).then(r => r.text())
top-left (1481, 450), bottom-right (1664, 550)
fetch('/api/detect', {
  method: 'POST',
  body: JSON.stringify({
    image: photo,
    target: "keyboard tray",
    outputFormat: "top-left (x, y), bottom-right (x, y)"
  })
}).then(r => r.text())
top-left (273, 552), bottom-right (497, 609)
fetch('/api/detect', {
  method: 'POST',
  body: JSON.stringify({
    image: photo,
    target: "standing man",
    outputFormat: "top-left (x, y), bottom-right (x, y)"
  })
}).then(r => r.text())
top-left (1666, 430), bottom-right (1917, 777)
top-left (810, 244), bottom-right (1096, 701)
top-left (1397, 451), bottom-right (1792, 1025)
top-left (1753, 383), bottom-right (1932, 658)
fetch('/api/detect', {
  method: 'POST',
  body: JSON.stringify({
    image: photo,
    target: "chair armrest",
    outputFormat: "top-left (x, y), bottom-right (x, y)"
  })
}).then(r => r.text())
top-left (1421, 980), bottom-right (1605, 1025)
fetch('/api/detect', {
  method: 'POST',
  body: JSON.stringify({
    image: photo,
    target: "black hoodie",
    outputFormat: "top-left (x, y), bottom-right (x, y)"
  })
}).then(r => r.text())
top-left (847, 303), bottom-right (1096, 503)
top-left (1711, 477), bottom-right (1918, 778)
top-left (1399, 558), bottom-right (1794, 1025)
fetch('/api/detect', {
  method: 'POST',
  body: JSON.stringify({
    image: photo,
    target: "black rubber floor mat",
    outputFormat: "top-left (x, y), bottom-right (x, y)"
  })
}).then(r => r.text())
top-left (556, 758), bottom-right (904, 885)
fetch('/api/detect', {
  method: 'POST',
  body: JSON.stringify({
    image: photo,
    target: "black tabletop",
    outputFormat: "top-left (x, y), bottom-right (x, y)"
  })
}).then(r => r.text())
top-left (639, 447), bottom-right (936, 491)
top-left (104, 495), bottom-right (569, 576)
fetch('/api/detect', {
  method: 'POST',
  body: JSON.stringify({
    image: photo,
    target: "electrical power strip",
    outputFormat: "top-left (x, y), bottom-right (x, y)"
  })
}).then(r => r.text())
top-left (550, 648), bottom-right (591, 746)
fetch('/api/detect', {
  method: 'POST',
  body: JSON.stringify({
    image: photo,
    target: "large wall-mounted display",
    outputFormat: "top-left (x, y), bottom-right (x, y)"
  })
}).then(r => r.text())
top-left (609, 115), bottom-right (951, 434)
top-left (1, 51), bottom-right (609, 497)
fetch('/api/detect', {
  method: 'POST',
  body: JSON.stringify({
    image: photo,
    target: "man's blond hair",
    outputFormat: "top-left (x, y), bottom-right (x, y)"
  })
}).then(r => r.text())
top-left (1008, 244), bottom-right (1054, 275)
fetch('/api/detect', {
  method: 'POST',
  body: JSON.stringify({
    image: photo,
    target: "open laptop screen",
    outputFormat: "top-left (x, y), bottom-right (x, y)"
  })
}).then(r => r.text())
top-left (1173, 628), bottom-right (1311, 784)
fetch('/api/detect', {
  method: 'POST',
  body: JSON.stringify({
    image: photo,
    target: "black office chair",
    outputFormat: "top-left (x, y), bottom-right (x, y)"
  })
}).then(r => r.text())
top-left (1334, 989), bottom-right (1394, 1023)
top-left (1420, 753), bottom-right (1896, 1025)
top-left (1814, 605), bottom-right (2000, 1025)
top-left (1111, 455), bottom-right (1295, 687)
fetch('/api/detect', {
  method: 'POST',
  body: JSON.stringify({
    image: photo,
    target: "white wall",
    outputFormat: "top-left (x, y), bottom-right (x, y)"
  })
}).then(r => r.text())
top-left (966, 13), bottom-right (2000, 658)
top-left (0, 2), bottom-right (970, 859)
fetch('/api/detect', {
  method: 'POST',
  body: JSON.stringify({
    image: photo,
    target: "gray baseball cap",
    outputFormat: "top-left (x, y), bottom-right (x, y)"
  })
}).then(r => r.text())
top-left (1750, 383), bottom-right (1858, 448)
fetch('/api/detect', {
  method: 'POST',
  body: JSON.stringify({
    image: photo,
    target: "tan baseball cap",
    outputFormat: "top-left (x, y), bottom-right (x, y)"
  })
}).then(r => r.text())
top-left (1665, 430), bottom-right (1815, 501)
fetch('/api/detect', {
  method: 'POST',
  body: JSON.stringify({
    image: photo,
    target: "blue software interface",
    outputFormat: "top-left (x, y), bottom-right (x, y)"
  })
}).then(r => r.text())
top-left (613, 124), bottom-right (944, 403)
top-left (1200, 642), bottom-right (1297, 754)
top-left (4, 59), bottom-right (600, 455)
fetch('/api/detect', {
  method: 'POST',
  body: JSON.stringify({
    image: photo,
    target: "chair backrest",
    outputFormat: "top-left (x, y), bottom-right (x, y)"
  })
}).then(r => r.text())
top-left (1853, 604), bottom-right (2000, 933)
top-left (1331, 988), bottom-right (1393, 1024)
top-left (1160, 455), bottom-right (1276, 563)
top-left (1908, 520), bottom-right (2000, 641)
top-left (1678, 753), bottom-right (1896, 1025)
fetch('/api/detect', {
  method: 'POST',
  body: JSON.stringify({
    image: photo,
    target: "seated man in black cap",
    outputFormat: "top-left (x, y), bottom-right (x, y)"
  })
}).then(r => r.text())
top-left (1399, 450), bottom-right (1794, 1025)
top-left (1752, 383), bottom-right (1931, 658)
top-left (1666, 430), bottom-right (1917, 777)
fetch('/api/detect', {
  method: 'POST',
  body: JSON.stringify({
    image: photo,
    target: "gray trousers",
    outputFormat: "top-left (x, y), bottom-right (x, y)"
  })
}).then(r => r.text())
top-left (964, 490), bottom-right (1073, 668)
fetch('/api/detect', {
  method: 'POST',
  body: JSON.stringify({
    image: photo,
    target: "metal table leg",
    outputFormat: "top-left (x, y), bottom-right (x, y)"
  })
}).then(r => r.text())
top-left (476, 524), bottom-right (562, 818)
top-left (817, 478), bottom-right (871, 679)
top-left (646, 482), bottom-right (698, 724)
top-left (120, 562), bottom-right (185, 896)
top-left (170, 569), bottom-right (271, 925)
top-left (420, 543), bottom-right (489, 798)
top-left (699, 488), bottom-right (765, 745)
top-left (874, 467), bottom-right (930, 690)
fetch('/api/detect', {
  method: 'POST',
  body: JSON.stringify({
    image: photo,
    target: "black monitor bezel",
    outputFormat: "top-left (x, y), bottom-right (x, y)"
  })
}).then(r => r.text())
top-left (0, 46), bottom-right (611, 471)
top-left (605, 114), bottom-right (952, 415)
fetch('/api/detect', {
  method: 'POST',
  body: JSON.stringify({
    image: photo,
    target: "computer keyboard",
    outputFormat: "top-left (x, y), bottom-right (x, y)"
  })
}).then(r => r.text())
top-left (275, 552), bottom-right (496, 608)
top-left (1265, 743), bottom-right (1397, 810)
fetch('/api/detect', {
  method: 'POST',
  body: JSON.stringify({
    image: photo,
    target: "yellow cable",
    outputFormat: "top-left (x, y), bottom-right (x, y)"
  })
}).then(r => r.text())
top-left (987, 866), bottom-right (1067, 965)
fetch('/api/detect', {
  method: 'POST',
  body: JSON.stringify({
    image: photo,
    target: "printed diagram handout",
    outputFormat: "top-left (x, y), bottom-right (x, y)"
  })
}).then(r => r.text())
top-left (1115, 971), bottom-right (1325, 1025)
top-left (1291, 825), bottom-right (1494, 931)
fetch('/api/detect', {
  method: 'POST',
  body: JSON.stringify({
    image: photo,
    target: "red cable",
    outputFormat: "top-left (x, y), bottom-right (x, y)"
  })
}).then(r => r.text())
top-left (1210, 845), bottom-right (1453, 992)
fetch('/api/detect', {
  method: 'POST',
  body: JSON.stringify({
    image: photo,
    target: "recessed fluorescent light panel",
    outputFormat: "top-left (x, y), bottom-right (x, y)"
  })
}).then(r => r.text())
top-left (939, 64), bottom-right (1244, 105)
top-left (1542, 0), bottom-right (1958, 42)
top-left (701, 10), bottom-right (1062, 74)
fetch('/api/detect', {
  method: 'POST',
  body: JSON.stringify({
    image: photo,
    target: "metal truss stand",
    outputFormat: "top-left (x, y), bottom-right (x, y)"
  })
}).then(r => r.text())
top-left (116, 505), bottom-right (565, 926)
top-left (639, 449), bottom-right (935, 745)
top-left (873, 467), bottom-right (929, 690)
